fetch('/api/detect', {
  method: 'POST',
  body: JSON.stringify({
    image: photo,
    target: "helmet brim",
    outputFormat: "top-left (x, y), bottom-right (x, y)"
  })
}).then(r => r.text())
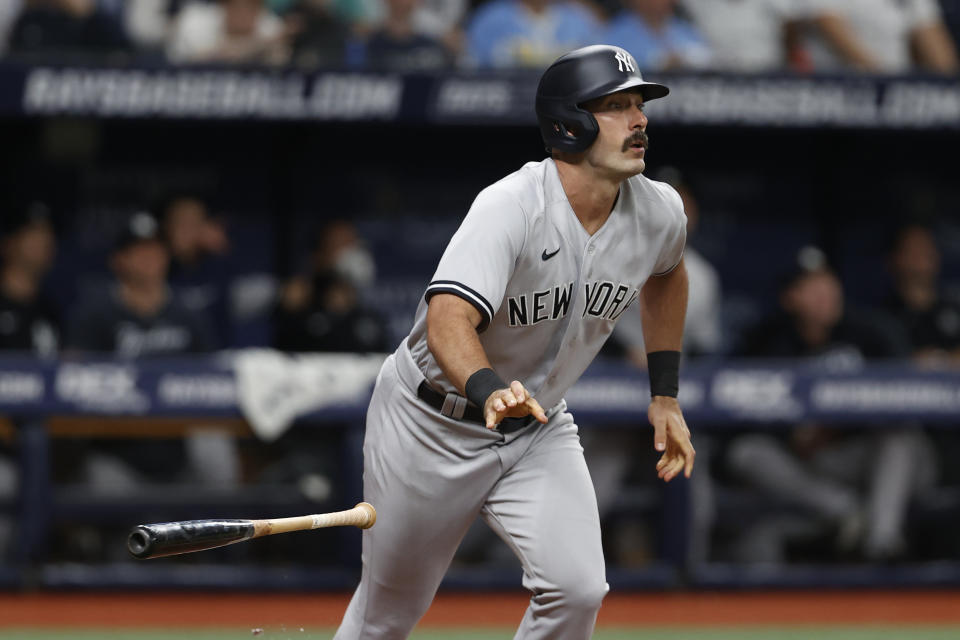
top-left (577, 77), bottom-right (669, 105)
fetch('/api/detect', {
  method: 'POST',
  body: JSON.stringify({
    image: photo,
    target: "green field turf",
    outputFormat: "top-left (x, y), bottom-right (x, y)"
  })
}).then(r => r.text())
top-left (4, 628), bottom-right (960, 640)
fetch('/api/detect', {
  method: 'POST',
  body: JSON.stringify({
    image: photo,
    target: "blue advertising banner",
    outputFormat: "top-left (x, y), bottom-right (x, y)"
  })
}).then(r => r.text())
top-left (2, 354), bottom-right (959, 425)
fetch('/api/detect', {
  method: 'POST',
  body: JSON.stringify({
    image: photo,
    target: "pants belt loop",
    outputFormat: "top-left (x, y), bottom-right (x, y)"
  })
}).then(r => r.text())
top-left (441, 392), bottom-right (468, 420)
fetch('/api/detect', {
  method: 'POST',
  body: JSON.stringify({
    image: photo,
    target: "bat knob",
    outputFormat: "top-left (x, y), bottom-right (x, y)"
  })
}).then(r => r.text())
top-left (355, 502), bottom-right (377, 529)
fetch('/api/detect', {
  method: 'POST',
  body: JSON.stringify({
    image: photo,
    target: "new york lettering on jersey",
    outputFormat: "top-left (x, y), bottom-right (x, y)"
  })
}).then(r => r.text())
top-left (582, 281), bottom-right (638, 321)
top-left (506, 280), bottom-right (638, 327)
top-left (507, 282), bottom-right (574, 326)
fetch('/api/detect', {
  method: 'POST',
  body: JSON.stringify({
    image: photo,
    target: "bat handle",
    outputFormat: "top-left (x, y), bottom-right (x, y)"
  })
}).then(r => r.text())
top-left (311, 502), bottom-right (377, 530)
top-left (253, 502), bottom-right (378, 537)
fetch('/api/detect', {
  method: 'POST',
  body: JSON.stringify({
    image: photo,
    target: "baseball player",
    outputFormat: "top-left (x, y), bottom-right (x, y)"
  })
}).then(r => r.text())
top-left (335, 44), bottom-right (695, 640)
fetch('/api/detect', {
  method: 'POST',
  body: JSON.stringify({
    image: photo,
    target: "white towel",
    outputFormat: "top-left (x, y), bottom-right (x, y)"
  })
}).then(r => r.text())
top-left (233, 349), bottom-right (386, 441)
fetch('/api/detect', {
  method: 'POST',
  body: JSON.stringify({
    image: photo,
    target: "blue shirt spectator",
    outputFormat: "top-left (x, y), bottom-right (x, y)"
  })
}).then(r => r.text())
top-left (603, 0), bottom-right (711, 70)
top-left (465, 0), bottom-right (602, 69)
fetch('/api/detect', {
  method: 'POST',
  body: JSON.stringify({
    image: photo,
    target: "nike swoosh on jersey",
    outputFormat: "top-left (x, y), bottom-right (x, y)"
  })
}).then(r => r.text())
top-left (541, 248), bottom-right (560, 261)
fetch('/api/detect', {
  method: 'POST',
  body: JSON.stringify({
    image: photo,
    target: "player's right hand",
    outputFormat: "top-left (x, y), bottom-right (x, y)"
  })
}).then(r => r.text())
top-left (484, 380), bottom-right (549, 430)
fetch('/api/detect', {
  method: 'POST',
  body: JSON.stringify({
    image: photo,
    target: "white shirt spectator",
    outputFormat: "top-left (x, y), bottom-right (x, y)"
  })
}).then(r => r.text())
top-left (804, 0), bottom-right (946, 73)
top-left (611, 246), bottom-right (721, 358)
top-left (125, 0), bottom-right (176, 49)
top-left (167, 1), bottom-right (284, 64)
top-left (680, 0), bottom-right (819, 71)
top-left (682, 246), bottom-right (722, 354)
top-left (410, 0), bottom-right (467, 39)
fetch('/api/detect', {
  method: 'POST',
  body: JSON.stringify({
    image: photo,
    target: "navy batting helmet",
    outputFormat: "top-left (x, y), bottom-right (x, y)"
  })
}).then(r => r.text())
top-left (535, 45), bottom-right (669, 153)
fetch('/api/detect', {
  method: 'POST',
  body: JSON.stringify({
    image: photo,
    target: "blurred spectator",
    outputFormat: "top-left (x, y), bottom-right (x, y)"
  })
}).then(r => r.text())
top-left (331, 0), bottom-right (468, 39)
top-left (351, 0), bottom-right (469, 54)
top-left (679, 0), bottom-right (822, 72)
top-left (305, 218), bottom-right (376, 291)
top-left (123, 0), bottom-right (184, 52)
top-left (284, 0), bottom-right (351, 67)
top-left (609, 167), bottom-right (722, 364)
top-left (740, 247), bottom-right (910, 361)
top-left (7, 0), bottom-right (131, 60)
top-left (723, 247), bottom-right (934, 563)
top-left (166, 0), bottom-right (293, 65)
top-left (160, 195), bottom-right (235, 344)
top-left (803, 0), bottom-right (959, 74)
top-left (274, 271), bottom-right (389, 351)
top-left (268, 0), bottom-right (299, 11)
top-left (66, 212), bottom-right (215, 356)
top-left (62, 213), bottom-right (237, 508)
top-left (0, 1), bottom-right (23, 54)
top-left (671, 175), bottom-right (722, 357)
top-left (327, 0), bottom-right (385, 31)
top-left (885, 224), bottom-right (960, 365)
top-left (602, 0), bottom-right (712, 71)
top-left (465, 0), bottom-right (603, 69)
top-left (0, 205), bottom-right (57, 567)
top-left (358, 0), bottom-right (452, 70)
top-left (408, 0), bottom-right (467, 51)
top-left (942, 0), bottom-right (960, 50)
top-left (584, 169), bottom-right (721, 566)
top-left (274, 220), bottom-right (388, 352)
top-left (0, 203), bottom-right (60, 356)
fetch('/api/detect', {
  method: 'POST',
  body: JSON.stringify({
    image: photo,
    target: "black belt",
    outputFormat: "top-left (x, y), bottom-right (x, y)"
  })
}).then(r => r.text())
top-left (416, 381), bottom-right (538, 434)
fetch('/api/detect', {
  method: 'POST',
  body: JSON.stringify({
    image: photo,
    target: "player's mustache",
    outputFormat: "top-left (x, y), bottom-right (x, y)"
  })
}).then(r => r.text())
top-left (623, 131), bottom-right (649, 152)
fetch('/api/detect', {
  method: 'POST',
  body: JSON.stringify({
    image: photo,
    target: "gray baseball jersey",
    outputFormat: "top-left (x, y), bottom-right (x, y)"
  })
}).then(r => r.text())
top-left (407, 157), bottom-right (687, 409)
top-left (335, 157), bottom-right (686, 640)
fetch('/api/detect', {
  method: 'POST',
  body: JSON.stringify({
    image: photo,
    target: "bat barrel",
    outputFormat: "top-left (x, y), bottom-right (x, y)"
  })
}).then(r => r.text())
top-left (128, 519), bottom-right (256, 559)
top-left (127, 528), bottom-right (153, 557)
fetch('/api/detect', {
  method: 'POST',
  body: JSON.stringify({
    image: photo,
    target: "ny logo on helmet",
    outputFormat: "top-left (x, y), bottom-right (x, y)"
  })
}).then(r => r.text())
top-left (614, 51), bottom-right (635, 73)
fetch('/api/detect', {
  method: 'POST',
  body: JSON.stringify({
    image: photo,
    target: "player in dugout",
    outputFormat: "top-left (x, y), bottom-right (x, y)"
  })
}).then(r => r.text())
top-left (63, 212), bottom-right (236, 500)
top-left (334, 45), bottom-right (694, 639)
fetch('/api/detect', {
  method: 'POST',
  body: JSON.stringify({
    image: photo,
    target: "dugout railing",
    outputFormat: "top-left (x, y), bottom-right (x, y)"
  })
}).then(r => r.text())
top-left (2, 354), bottom-right (960, 591)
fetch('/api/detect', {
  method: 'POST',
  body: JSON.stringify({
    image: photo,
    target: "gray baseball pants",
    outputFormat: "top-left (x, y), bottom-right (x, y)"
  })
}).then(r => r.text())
top-left (334, 349), bottom-right (608, 639)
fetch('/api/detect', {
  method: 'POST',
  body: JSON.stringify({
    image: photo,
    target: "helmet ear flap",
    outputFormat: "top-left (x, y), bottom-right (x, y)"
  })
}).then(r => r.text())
top-left (537, 104), bottom-right (599, 153)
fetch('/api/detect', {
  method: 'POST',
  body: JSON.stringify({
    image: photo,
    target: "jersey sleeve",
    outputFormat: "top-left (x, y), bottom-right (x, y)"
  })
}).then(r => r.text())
top-left (424, 184), bottom-right (528, 332)
top-left (652, 185), bottom-right (688, 276)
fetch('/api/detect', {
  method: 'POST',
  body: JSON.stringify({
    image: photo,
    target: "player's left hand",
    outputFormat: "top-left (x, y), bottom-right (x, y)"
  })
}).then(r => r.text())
top-left (648, 396), bottom-right (694, 482)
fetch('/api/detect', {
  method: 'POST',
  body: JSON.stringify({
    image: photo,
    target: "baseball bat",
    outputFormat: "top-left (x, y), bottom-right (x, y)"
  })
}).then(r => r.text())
top-left (127, 502), bottom-right (376, 559)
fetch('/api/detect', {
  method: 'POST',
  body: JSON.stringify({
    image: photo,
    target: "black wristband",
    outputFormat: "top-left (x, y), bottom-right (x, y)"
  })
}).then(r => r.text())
top-left (647, 350), bottom-right (681, 398)
top-left (465, 368), bottom-right (507, 407)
